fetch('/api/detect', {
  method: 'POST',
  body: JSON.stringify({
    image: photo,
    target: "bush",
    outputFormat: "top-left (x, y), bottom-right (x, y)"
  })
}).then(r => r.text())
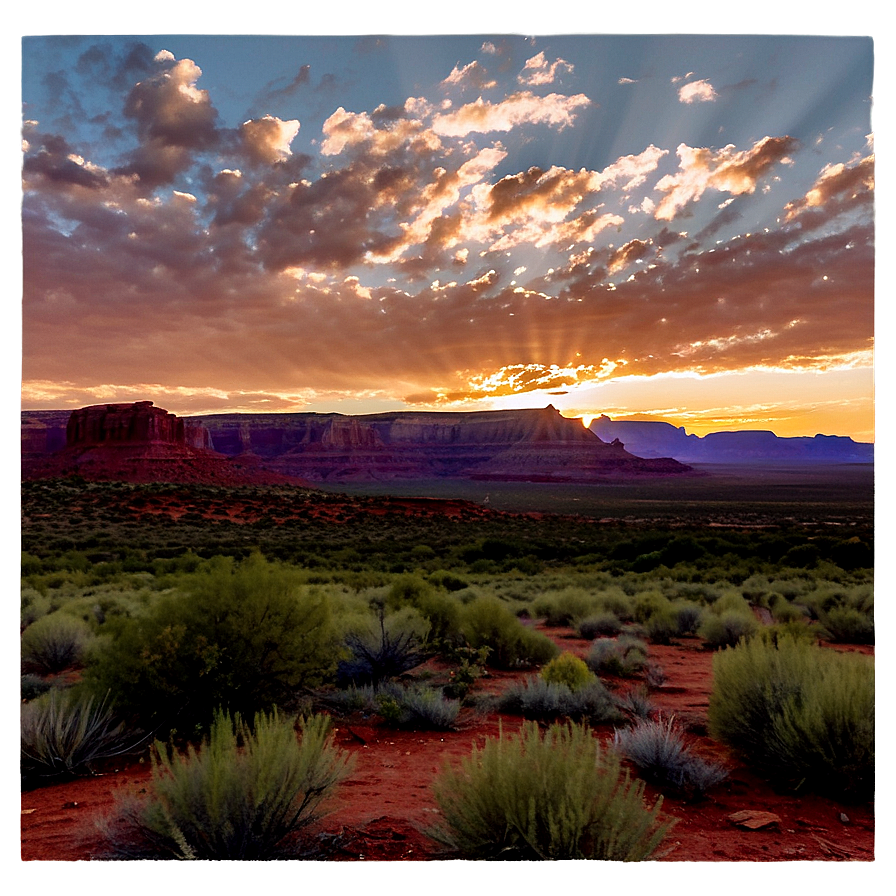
top-left (21, 613), bottom-right (92, 675)
top-left (671, 601), bottom-right (704, 636)
top-left (585, 635), bottom-right (648, 678)
top-left (708, 637), bottom-right (874, 800)
top-left (21, 673), bottom-right (53, 702)
top-left (82, 555), bottom-right (340, 736)
top-left (531, 588), bottom-right (599, 626)
top-left (498, 677), bottom-right (621, 725)
top-left (698, 611), bottom-right (758, 649)
top-left (21, 690), bottom-right (143, 782)
top-left (819, 606), bottom-right (874, 645)
top-left (101, 710), bottom-right (353, 859)
top-left (540, 652), bottom-right (595, 692)
top-left (337, 605), bottom-right (430, 686)
top-left (389, 685), bottom-right (461, 730)
top-left (613, 716), bottom-right (727, 799)
top-left (577, 611), bottom-right (623, 639)
top-left (431, 721), bottom-right (671, 859)
top-left (460, 596), bottom-right (558, 669)
top-left (643, 609), bottom-right (679, 645)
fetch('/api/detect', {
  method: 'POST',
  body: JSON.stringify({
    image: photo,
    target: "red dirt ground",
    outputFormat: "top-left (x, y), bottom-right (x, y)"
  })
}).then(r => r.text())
top-left (20, 625), bottom-right (874, 864)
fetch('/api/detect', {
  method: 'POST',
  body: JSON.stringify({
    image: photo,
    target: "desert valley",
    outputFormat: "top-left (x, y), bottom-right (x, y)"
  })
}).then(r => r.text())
top-left (20, 400), bottom-right (874, 864)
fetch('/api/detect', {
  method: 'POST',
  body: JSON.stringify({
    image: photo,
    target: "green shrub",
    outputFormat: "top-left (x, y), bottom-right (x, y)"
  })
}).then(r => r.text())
top-left (698, 611), bottom-right (758, 649)
top-left (82, 554), bottom-right (340, 736)
top-left (585, 635), bottom-right (648, 678)
top-left (21, 613), bottom-right (92, 675)
top-left (671, 601), bottom-right (704, 636)
top-left (390, 685), bottom-right (461, 730)
top-left (498, 678), bottom-right (621, 725)
top-left (531, 588), bottom-right (599, 626)
top-left (643, 609), bottom-right (679, 645)
top-left (631, 591), bottom-right (671, 625)
top-left (100, 710), bottom-right (353, 859)
top-left (708, 637), bottom-right (874, 800)
top-left (540, 652), bottom-right (595, 692)
top-left (613, 716), bottom-right (727, 799)
top-left (460, 596), bottom-right (558, 669)
top-left (431, 721), bottom-right (671, 859)
top-left (21, 690), bottom-right (143, 782)
top-left (819, 606), bottom-right (874, 645)
top-left (577, 611), bottom-right (623, 639)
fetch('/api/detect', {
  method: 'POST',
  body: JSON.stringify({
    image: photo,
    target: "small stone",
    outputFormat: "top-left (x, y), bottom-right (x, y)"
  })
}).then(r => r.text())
top-left (839, 812), bottom-right (850, 824)
top-left (728, 810), bottom-right (782, 830)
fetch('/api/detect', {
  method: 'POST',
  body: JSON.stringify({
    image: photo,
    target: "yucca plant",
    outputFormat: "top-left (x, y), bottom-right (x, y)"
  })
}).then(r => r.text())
top-left (431, 721), bottom-right (672, 860)
top-left (21, 612), bottom-right (92, 675)
top-left (21, 690), bottom-right (143, 782)
top-left (101, 710), bottom-right (354, 859)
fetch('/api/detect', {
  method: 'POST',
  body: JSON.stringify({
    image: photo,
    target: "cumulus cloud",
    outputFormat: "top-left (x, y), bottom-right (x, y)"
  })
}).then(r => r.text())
top-left (783, 153), bottom-right (874, 223)
top-left (654, 136), bottom-right (798, 220)
top-left (431, 91), bottom-right (591, 136)
top-left (240, 115), bottom-right (300, 164)
top-left (518, 52), bottom-right (573, 86)
top-left (678, 79), bottom-right (717, 104)
top-left (442, 60), bottom-right (496, 90)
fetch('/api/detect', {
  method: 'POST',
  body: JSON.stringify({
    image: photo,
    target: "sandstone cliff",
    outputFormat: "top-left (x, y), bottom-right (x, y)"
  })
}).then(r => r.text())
top-left (21, 402), bottom-right (304, 486)
top-left (188, 405), bottom-right (691, 482)
top-left (22, 402), bottom-right (692, 485)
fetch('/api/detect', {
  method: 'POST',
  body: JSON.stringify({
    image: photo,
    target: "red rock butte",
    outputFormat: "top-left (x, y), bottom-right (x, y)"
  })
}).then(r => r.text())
top-left (66, 401), bottom-right (186, 446)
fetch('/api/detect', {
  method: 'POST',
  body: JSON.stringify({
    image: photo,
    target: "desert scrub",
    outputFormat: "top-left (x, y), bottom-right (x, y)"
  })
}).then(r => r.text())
top-left (82, 554), bottom-right (340, 736)
top-left (380, 684), bottom-right (461, 730)
top-left (460, 596), bottom-right (558, 669)
top-left (585, 635), bottom-right (648, 678)
top-left (337, 604), bottom-right (430, 686)
top-left (540, 652), bottom-right (595, 691)
top-left (530, 588), bottom-right (600, 626)
top-left (21, 612), bottom-right (93, 675)
top-left (698, 610), bottom-right (758, 649)
top-left (21, 690), bottom-right (143, 782)
top-left (430, 721), bottom-right (671, 860)
top-left (613, 716), bottom-right (727, 799)
top-left (708, 636), bottom-right (874, 800)
top-left (818, 605), bottom-right (874, 645)
top-left (576, 611), bottom-right (623, 639)
top-left (101, 710), bottom-right (353, 859)
top-left (497, 677), bottom-right (621, 725)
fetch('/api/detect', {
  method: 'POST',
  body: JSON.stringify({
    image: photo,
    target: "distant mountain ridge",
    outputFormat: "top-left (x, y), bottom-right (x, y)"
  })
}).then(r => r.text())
top-left (589, 415), bottom-right (873, 464)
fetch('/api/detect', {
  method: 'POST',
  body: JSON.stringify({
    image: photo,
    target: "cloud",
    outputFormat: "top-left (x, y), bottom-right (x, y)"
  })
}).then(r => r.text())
top-left (654, 136), bottom-right (798, 220)
top-left (239, 115), bottom-right (301, 164)
top-left (678, 79), bottom-right (717, 104)
top-left (118, 53), bottom-right (220, 187)
top-left (431, 91), bottom-right (591, 136)
top-left (783, 153), bottom-right (874, 224)
top-left (518, 52), bottom-right (573, 86)
top-left (607, 239), bottom-right (652, 274)
top-left (441, 61), bottom-right (496, 91)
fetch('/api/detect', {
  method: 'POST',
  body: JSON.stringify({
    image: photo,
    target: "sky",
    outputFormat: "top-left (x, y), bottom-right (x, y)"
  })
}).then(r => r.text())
top-left (18, 19), bottom-right (876, 440)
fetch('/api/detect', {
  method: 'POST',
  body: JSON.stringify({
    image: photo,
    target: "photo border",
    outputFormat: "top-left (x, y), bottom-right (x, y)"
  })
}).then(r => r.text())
top-left (0, 0), bottom-right (896, 894)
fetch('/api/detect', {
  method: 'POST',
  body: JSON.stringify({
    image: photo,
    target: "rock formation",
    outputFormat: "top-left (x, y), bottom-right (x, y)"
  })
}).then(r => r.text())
top-left (22, 402), bottom-right (693, 485)
top-left (21, 402), bottom-right (303, 486)
top-left (188, 405), bottom-right (691, 482)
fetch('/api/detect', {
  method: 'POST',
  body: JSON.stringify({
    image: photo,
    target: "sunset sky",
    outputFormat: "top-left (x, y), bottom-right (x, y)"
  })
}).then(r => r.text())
top-left (19, 25), bottom-right (875, 440)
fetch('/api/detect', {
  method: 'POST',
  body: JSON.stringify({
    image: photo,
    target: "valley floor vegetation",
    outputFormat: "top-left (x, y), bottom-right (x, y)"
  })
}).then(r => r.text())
top-left (20, 476), bottom-right (874, 859)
